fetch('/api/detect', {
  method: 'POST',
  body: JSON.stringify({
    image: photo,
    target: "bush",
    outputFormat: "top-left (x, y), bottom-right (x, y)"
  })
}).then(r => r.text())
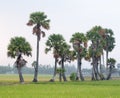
top-left (69, 72), bottom-right (76, 81)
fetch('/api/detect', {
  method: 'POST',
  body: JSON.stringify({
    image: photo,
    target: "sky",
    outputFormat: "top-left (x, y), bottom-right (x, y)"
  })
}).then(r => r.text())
top-left (0, 0), bottom-right (120, 68)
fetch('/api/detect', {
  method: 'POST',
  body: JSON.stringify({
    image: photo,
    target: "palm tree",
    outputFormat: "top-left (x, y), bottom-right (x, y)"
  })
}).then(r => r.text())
top-left (27, 11), bottom-right (50, 82)
top-left (58, 42), bottom-right (71, 81)
top-left (45, 34), bottom-right (65, 82)
top-left (87, 26), bottom-right (105, 80)
top-left (103, 29), bottom-right (115, 67)
top-left (7, 37), bottom-right (32, 83)
top-left (70, 32), bottom-right (87, 81)
top-left (106, 58), bottom-right (116, 80)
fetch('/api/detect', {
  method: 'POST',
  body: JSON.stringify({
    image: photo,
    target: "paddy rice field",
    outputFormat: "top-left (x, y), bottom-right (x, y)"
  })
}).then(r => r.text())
top-left (0, 74), bottom-right (120, 98)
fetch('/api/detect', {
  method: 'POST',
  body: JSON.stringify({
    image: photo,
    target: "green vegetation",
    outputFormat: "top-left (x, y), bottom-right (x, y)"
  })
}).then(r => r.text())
top-left (0, 74), bottom-right (120, 98)
top-left (1, 11), bottom-right (118, 98)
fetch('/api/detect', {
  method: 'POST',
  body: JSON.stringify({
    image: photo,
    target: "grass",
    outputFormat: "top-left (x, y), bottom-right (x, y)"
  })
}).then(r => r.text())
top-left (0, 74), bottom-right (120, 98)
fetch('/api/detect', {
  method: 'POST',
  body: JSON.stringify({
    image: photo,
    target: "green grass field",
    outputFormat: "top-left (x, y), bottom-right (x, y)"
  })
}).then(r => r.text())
top-left (0, 74), bottom-right (120, 98)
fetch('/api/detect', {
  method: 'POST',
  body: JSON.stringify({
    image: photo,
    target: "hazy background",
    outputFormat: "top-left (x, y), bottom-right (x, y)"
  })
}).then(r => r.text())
top-left (0, 0), bottom-right (120, 68)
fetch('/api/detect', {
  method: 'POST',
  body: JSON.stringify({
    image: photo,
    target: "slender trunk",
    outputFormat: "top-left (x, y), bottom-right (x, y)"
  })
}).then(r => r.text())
top-left (61, 57), bottom-right (67, 81)
top-left (102, 53), bottom-right (105, 67)
top-left (99, 56), bottom-right (102, 73)
top-left (76, 68), bottom-right (79, 80)
top-left (91, 67), bottom-right (95, 80)
top-left (17, 66), bottom-right (24, 83)
top-left (106, 66), bottom-right (112, 80)
top-left (77, 53), bottom-right (84, 81)
top-left (106, 39), bottom-right (108, 68)
top-left (59, 73), bottom-right (62, 82)
top-left (92, 57), bottom-right (98, 80)
top-left (50, 58), bottom-right (57, 82)
top-left (94, 59), bottom-right (99, 80)
top-left (33, 36), bottom-right (39, 82)
top-left (96, 61), bottom-right (105, 80)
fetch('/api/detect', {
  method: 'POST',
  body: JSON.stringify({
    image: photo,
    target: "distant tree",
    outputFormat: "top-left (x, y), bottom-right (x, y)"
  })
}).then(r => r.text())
top-left (27, 11), bottom-right (50, 82)
top-left (7, 37), bottom-right (32, 83)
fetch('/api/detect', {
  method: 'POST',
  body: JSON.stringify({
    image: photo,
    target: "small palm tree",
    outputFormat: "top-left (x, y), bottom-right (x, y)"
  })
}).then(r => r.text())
top-left (27, 11), bottom-right (50, 82)
top-left (7, 37), bottom-right (32, 83)
top-left (106, 58), bottom-right (116, 80)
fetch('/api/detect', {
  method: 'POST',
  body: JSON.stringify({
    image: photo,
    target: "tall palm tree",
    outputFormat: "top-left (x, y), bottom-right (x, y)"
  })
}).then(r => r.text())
top-left (70, 32), bottom-right (87, 81)
top-left (27, 11), bottom-right (50, 82)
top-left (87, 26), bottom-right (105, 80)
top-left (103, 29), bottom-right (115, 67)
top-left (7, 37), bottom-right (32, 83)
top-left (45, 34), bottom-right (65, 82)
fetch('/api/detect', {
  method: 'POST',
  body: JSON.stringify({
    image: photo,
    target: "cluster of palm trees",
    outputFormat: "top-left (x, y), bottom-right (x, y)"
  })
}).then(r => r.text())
top-left (7, 11), bottom-right (116, 83)
top-left (46, 26), bottom-right (116, 82)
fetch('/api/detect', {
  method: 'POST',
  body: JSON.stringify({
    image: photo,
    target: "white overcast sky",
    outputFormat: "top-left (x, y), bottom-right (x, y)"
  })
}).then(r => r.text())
top-left (0, 0), bottom-right (120, 68)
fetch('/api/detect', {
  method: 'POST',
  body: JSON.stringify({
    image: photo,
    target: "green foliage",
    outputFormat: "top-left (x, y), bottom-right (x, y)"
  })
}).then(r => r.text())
top-left (28, 11), bottom-right (50, 30)
top-left (45, 34), bottom-right (65, 58)
top-left (56, 68), bottom-right (65, 73)
top-left (69, 72), bottom-right (76, 81)
top-left (107, 58), bottom-right (116, 66)
top-left (70, 32), bottom-right (87, 43)
top-left (70, 32), bottom-right (87, 58)
top-left (7, 36), bottom-right (32, 58)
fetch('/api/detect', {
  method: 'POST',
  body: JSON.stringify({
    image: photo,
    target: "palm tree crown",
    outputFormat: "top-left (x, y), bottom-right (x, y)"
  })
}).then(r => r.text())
top-left (27, 12), bottom-right (50, 40)
top-left (7, 36), bottom-right (32, 58)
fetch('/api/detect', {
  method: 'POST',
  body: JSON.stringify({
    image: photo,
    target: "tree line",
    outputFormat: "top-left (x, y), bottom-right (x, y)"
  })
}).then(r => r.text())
top-left (0, 65), bottom-right (76, 75)
top-left (7, 11), bottom-right (116, 83)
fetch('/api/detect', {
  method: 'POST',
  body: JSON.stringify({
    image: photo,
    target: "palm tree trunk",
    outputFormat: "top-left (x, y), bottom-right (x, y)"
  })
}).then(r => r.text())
top-left (77, 53), bottom-right (84, 81)
top-left (99, 56), bottom-right (102, 73)
top-left (61, 57), bottom-right (67, 81)
top-left (96, 61), bottom-right (105, 80)
top-left (106, 66), bottom-right (112, 80)
top-left (91, 67), bottom-right (95, 80)
top-left (106, 39), bottom-right (109, 68)
top-left (92, 57), bottom-right (98, 80)
top-left (59, 73), bottom-right (62, 82)
top-left (17, 66), bottom-right (24, 83)
top-left (50, 58), bottom-right (57, 82)
top-left (76, 67), bottom-right (79, 80)
top-left (33, 36), bottom-right (39, 82)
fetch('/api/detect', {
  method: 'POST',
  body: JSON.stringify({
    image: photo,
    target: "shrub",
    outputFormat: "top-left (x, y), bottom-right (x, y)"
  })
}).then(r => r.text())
top-left (70, 72), bottom-right (76, 81)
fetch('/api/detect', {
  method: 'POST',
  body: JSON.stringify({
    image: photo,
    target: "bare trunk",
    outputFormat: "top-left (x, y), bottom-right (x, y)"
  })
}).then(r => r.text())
top-left (106, 66), bottom-right (112, 80)
top-left (91, 67), bottom-right (95, 80)
top-left (50, 58), bottom-right (57, 82)
top-left (61, 57), bottom-right (67, 81)
top-left (59, 73), bottom-right (62, 82)
top-left (92, 57), bottom-right (98, 80)
top-left (106, 40), bottom-right (108, 68)
top-left (17, 66), bottom-right (24, 83)
top-left (77, 53), bottom-right (84, 81)
top-left (33, 36), bottom-right (39, 82)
